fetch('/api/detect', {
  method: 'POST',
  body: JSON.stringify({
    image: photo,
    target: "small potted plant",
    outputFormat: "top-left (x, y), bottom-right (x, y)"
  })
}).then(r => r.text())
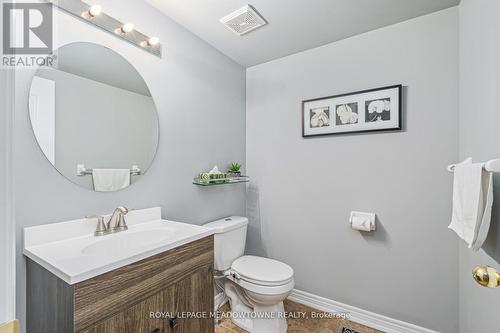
top-left (228, 162), bottom-right (242, 178)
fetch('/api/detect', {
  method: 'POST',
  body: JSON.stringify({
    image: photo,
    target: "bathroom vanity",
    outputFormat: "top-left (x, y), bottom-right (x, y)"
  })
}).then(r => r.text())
top-left (24, 41), bottom-right (216, 333)
top-left (24, 208), bottom-right (215, 333)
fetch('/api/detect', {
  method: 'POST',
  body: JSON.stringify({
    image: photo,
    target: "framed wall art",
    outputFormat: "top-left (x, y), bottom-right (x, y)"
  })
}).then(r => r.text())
top-left (302, 85), bottom-right (402, 137)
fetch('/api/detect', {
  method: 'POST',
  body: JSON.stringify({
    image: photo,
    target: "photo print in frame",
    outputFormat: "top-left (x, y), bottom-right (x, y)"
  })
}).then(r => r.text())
top-left (302, 85), bottom-right (402, 137)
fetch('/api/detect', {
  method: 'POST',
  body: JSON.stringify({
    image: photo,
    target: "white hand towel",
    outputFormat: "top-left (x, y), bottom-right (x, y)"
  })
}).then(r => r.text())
top-left (472, 171), bottom-right (493, 251)
top-left (448, 160), bottom-right (493, 250)
top-left (92, 169), bottom-right (130, 192)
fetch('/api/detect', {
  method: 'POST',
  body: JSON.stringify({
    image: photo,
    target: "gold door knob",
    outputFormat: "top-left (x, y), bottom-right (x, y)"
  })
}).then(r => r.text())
top-left (472, 265), bottom-right (500, 288)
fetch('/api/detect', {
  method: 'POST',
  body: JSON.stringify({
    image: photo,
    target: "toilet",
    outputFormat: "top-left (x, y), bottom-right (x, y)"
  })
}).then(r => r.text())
top-left (204, 217), bottom-right (294, 333)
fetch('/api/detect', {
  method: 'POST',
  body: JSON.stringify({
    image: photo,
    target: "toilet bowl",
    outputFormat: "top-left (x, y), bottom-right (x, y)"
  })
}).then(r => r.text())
top-left (225, 255), bottom-right (294, 332)
top-left (204, 217), bottom-right (295, 333)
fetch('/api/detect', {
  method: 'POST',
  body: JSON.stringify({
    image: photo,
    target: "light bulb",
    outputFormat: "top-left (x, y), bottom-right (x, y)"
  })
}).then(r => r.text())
top-left (121, 23), bottom-right (134, 34)
top-left (88, 5), bottom-right (102, 17)
top-left (147, 37), bottom-right (159, 46)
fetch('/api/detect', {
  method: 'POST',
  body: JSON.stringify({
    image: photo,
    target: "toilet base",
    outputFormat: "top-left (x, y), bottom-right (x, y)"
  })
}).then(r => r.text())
top-left (225, 281), bottom-right (288, 333)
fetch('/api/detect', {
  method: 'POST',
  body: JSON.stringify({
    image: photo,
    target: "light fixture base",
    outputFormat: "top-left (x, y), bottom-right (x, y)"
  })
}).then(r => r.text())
top-left (54, 0), bottom-right (162, 58)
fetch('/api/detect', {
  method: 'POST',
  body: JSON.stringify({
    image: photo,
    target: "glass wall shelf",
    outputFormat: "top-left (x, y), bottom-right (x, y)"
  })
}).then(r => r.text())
top-left (193, 176), bottom-right (250, 186)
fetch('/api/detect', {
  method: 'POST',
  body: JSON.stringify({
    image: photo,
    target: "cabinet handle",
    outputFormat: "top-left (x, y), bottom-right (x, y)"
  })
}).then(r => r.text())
top-left (151, 329), bottom-right (161, 333)
top-left (169, 317), bottom-right (179, 329)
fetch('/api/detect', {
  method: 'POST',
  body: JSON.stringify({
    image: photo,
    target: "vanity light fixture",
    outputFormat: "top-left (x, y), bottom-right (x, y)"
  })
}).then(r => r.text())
top-left (120, 23), bottom-right (135, 34)
top-left (140, 36), bottom-right (160, 48)
top-left (147, 37), bottom-right (160, 46)
top-left (82, 4), bottom-right (102, 18)
top-left (53, 0), bottom-right (162, 58)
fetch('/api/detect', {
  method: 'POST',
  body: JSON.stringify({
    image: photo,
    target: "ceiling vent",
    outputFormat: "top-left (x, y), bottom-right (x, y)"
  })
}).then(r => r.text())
top-left (220, 5), bottom-right (267, 36)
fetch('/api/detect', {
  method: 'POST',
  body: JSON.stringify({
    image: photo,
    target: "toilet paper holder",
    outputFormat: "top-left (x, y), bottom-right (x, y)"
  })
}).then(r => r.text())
top-left (350, 211), bottom-right (376, 232)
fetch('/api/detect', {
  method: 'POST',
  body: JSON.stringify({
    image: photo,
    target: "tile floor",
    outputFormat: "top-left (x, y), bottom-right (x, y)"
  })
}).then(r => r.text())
top-left (215, 300), bottom-right (384, 333)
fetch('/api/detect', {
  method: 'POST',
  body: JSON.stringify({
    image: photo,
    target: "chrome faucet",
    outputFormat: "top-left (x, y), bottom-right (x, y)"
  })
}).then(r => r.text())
top-left (107, 206), bottom-right (129, 233)
top-left (88, 206), bottom-right (129, 236)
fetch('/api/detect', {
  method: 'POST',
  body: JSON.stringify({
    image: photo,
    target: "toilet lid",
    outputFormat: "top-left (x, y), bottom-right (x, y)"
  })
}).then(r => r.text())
top-left (231, 256), bottom-right (294, 286)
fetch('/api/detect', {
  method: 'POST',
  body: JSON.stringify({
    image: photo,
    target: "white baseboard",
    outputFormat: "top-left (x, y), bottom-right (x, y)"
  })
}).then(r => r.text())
top-left (288, 289), bottom-right (438, 333)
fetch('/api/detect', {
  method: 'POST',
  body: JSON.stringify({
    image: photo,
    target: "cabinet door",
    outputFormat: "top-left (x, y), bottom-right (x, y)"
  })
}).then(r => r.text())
top-left (82, 266), bottom-right (214, 333)
top-left (164, 266), bottom-right (214, 333)
top-left (82, 292), bottom-right (167, 333)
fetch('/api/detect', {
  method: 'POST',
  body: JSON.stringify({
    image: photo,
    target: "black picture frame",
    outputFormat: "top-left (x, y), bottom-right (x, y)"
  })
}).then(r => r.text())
top-left (302, 84), bottom-right (403, 138)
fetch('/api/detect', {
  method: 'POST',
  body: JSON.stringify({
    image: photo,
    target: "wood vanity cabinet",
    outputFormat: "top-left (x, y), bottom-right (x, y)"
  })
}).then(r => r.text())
top-left (27, 236), bottom-right (214, 333)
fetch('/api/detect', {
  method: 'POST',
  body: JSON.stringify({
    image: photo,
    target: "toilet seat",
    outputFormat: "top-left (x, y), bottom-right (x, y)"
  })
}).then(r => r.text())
top-left (228, 274), bottom-right (295, 295)
top-left (228, 256), bottom-right (295, 294)
top-left (231, 256), bottom-right (294, 285)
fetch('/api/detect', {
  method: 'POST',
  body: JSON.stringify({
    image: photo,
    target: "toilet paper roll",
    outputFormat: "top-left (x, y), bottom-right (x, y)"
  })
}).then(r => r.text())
top-left (350, 211), bottom-right (376, 232)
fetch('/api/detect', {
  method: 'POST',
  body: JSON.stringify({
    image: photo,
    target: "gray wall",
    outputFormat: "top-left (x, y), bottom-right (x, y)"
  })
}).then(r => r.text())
top-left (0, 3), bottom-right (12, 322)
top-left (0, 71), bottom-right (8, 323)
top-left (14, 0), bottom-right (246, 330)
top-left (0, 72), bottom-right (8, 324)
top-left (1, 68), bottom-right (15, 324)
top-left (35, 69), bottom-right (158, 189)
top-left (458, 0), bottom-right (500, 332)
top-left (246, 8), bottom-right (459, 333)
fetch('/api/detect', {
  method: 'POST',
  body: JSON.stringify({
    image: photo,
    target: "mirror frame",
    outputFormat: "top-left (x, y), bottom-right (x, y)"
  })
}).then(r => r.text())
top-left (28, 42), bottom-right (160, 192)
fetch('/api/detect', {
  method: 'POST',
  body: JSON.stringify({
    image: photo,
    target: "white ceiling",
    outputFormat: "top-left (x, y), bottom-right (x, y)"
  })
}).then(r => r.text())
top-left (145, 0), bottom-right (460, 67)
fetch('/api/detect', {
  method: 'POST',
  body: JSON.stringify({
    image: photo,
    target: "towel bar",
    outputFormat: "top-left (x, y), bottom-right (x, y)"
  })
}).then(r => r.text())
top-left (76, 164), bottom-right (141, 176)
top-left (447, 158), bottom-right (500, 173)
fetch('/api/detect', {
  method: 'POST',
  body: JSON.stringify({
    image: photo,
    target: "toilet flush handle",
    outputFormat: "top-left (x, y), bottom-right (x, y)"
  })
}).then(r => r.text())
top-left (224, 270), bottom-right (241, 280)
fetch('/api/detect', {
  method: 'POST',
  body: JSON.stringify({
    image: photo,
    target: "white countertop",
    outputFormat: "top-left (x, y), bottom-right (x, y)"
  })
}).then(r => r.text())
top-left (23, 207), bottom-right (214, 285)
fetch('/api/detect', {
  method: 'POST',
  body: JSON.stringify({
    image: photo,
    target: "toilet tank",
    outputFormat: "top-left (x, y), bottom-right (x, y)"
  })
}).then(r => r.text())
top-left (203, 216), bottom-right (248, 271)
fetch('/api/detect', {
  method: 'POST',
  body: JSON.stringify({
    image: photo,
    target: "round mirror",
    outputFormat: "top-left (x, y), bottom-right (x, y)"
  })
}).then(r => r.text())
top-left (29, 42), bottom-right (159, 192)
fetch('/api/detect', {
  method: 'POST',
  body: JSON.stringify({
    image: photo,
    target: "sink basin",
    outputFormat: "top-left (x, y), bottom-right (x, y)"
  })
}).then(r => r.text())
top-left (82, 229), bottom-right (175, 255)
top-left (23, 207), bottom-right (215, 284)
